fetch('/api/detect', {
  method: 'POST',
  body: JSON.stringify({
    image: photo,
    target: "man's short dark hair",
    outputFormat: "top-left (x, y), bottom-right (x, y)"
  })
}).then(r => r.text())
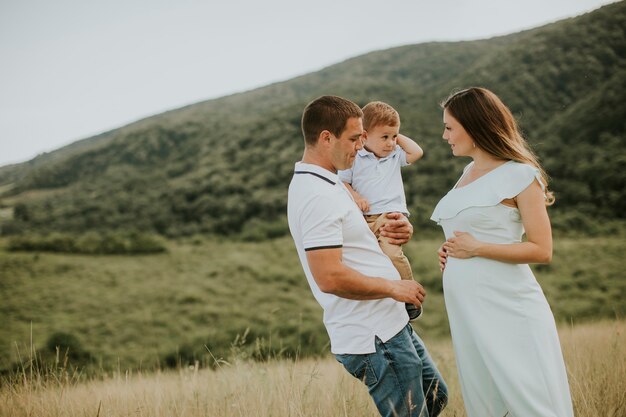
top-left (301, 96), bottom-right (363, 146)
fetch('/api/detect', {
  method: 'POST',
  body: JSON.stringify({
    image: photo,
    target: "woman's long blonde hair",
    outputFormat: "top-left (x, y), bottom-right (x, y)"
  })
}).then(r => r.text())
top-left (442, 87), bottom-right (555, 205)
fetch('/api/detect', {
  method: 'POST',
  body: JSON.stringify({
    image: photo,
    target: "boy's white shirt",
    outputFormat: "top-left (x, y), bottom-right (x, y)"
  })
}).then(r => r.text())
top-left (338, 145), bottom-right (410, 216)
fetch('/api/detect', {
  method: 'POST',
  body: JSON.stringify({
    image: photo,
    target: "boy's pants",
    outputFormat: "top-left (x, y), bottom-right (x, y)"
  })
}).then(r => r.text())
top-left (365, 213), bottom-right (414, 280)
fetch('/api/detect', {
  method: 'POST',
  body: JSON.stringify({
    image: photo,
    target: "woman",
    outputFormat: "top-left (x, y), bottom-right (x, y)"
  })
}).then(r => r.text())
top-left (431, 87), bottom-right (574, 417)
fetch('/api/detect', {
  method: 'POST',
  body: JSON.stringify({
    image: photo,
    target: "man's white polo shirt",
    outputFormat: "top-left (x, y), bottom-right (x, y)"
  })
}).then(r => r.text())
top-left (287, 161), bottom-right (408, 354)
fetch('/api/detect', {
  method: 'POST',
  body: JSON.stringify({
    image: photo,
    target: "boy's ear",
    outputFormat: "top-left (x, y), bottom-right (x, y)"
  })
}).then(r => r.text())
top-left (362, 130), bottom-right (368, 140)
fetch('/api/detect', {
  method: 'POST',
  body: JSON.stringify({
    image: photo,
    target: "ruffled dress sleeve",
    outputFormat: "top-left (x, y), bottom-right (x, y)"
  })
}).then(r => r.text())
top-left (430, 161), bottom-right (544, 225)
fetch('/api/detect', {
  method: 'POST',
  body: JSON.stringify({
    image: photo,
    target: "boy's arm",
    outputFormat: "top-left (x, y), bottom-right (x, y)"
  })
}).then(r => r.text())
top-left (343, 182), bottom-right (370, 213)
top-left (397, 134), bottom-right (424, 164)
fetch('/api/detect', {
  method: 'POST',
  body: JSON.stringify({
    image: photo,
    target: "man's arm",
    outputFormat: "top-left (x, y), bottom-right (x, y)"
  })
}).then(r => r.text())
top-left (397, 134), bottom-right (424, 164)
top-left (306, 247), bottom-right (425, 305)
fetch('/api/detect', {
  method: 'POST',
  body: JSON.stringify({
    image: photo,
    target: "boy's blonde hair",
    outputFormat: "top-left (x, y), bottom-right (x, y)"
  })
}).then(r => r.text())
top-left (362, 101), bottom-right (400, 131)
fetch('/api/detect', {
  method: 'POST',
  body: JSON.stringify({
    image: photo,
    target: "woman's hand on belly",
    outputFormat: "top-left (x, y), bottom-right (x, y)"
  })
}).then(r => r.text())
top-left (443, 231), bottom-right (481, 259)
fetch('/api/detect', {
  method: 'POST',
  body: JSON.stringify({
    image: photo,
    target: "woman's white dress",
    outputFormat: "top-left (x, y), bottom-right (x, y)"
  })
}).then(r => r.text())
top-left (431, 161), bottom-right (574, 417)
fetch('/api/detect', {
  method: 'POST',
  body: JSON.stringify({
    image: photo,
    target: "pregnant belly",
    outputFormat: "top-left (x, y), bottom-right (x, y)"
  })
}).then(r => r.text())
top-left (442, 257), bottom-right (478, 295)
top-left (443, 256), bottom-right (544, 311)
top-left (445, 256), bottom-right (537, 288)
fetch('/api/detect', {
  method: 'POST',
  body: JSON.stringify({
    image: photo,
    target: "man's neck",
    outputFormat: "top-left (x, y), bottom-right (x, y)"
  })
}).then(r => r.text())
top-left (301, 149), bottom-right (336, 173)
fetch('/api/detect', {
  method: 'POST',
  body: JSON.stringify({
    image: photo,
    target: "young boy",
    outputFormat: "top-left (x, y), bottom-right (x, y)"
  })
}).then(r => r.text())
top-left (339, 101), bottom-right (424, 320)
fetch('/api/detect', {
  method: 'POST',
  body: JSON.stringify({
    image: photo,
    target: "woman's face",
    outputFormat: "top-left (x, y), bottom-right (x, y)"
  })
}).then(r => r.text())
top-left (442, 108), bottom-right (474, 157)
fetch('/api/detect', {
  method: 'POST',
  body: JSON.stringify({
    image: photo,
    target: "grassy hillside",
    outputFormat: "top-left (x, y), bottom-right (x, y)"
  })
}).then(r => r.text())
top-left (2, 320), bottom-right (624, 417)
top-left (1, 236), bottom-right (624, 372)
top-left (0, 1), bottom-right (624, 238)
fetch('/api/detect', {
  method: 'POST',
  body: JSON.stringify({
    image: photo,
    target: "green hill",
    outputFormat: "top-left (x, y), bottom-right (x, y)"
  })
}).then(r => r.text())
top-left (0, 1), bottom-right (625, 238)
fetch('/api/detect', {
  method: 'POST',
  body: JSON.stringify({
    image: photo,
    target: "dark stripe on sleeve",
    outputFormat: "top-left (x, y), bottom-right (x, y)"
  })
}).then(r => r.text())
top-left (304, 244), bottom-right (343, 252)
top-left (294, 171), bottom-right (336, 185)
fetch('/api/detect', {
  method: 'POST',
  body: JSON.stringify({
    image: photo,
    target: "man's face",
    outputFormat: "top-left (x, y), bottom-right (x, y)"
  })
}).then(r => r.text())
top-left (363, 124), bottom-right (399, 158)
top-left (330, 117), bottom-right (364, 171)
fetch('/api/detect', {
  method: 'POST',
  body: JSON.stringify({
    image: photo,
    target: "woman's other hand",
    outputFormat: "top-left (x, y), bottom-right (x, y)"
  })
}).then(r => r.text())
top-left (437, 244), bottom-right (448, 272)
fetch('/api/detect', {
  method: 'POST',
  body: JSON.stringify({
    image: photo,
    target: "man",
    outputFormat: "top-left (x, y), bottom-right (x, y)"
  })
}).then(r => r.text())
top-left (287, 95), bottom-right (448, 417)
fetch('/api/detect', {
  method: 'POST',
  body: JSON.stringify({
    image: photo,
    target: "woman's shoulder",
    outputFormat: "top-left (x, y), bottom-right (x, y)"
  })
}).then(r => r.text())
top-left (502, 160), bottom-right (538, 174)
top-left (497, 161), bottom-right (544, 192)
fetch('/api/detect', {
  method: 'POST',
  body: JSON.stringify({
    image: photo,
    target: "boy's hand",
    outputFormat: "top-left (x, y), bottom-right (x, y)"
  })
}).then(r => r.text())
top-left (397, 133), bottom-right (424, 164)
top-left (342, 182), bottom-right (370, 213)
top-left (355, 197), bottom-right (370, 213)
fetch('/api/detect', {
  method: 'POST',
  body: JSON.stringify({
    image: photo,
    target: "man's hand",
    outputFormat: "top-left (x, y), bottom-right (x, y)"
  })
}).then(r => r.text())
top-left (379, 212), bottom-right (413, 245)
top-left (389, 279), bottom-right (426, 307)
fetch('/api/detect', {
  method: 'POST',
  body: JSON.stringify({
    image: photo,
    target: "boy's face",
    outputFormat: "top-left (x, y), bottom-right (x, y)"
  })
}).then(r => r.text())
top-left (363, 124), bottom-right (399, 158)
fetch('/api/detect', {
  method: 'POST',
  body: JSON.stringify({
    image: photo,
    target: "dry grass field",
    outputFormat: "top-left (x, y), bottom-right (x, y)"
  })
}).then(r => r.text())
top-left (1, 319), bottom-right (623, 417)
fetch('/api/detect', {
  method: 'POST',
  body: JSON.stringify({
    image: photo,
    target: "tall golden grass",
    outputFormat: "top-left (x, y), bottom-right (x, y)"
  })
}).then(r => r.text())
top-left (1, 320), bottom-right (624, 417)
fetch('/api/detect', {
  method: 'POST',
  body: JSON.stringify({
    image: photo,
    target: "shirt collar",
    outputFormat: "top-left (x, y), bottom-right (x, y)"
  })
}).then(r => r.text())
top-left (294, 161), bottom-right (339, 185)
top-left (357, 145), bottom-right (400, 160)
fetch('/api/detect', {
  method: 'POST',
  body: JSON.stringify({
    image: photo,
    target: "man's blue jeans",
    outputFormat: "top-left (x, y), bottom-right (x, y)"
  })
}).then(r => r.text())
top-left (335, 324), bottom-right (448, 417)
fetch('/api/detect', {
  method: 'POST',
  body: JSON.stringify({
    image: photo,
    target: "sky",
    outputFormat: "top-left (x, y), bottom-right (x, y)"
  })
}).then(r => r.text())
top-left (0, 0), bottom-right (618, 167)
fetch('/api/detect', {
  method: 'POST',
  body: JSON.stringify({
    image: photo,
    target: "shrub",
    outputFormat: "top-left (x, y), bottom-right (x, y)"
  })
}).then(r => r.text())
top-left (7, 231), bottom-right (166, 254)
top-left (238, 218), bottom-right (289, 242)
top-left (162, 344), bottom-right (198, 369)
top-left (46, 332), bottom-right (93, 362)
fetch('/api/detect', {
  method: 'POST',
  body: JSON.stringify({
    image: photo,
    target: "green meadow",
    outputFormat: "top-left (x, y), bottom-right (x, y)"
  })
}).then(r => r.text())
top-left (1, 235), bottom-right (624, 373)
